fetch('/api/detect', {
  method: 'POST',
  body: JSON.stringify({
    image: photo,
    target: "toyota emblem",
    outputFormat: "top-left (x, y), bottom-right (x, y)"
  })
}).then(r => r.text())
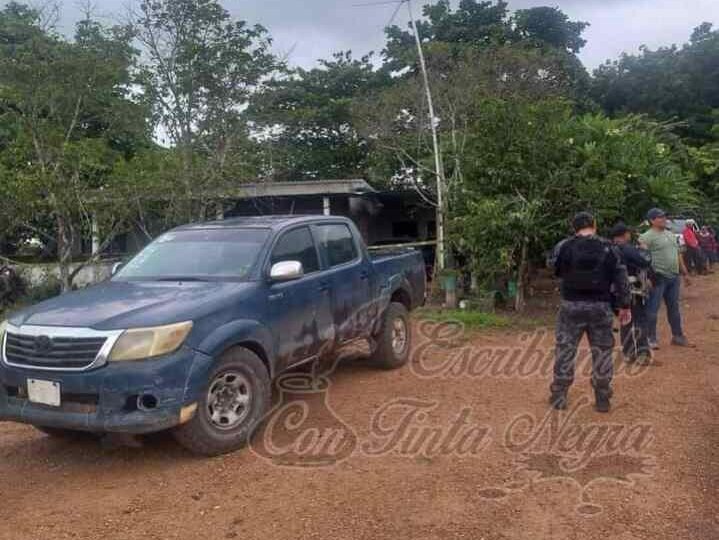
top-left (34, 335), bottom-right (54, 355)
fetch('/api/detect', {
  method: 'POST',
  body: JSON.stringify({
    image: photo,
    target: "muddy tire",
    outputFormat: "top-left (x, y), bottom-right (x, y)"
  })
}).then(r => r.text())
top-left (173, 347), bottom-right (270, 456)
top-left (370, 302), bottom-right (411, 370)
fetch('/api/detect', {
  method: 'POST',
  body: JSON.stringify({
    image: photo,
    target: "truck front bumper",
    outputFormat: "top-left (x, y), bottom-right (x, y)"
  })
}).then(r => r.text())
top-left (0, 347), bottom-right (214, 434)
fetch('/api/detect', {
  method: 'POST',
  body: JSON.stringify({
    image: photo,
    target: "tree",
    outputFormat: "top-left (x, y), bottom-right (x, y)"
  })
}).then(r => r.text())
top-left (383, 0), bottom-right (512, 72)
top-left (591, 23), bottom-right (719, 144)
top-left (688, 113), bottom-right (719, 221)
top-left (249, 51), bottom-right (391, 181)
top-left (382, 1), bottom-right (589, 72)
top-left (132, 0), bottom-right (280, 222)
top-left (454, 101), bottom-right (697, 310)
top-left (365, 0), bottom-right (592, 281)
top-left (355, 43), bottom-right (580, 202)
top-left (514, 6), bottom-right (589, 54)
top-left (0, 3), bottom-right (149, 290)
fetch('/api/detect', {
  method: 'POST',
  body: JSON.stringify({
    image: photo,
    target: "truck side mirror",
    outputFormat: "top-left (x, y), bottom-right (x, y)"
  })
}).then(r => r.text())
top-left (270, 261), bottom-right (304, 282)
top-left (111, 262), bottom-right (124, 276)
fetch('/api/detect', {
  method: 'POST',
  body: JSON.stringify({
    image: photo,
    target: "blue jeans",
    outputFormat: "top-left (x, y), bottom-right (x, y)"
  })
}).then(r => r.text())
top-left (646, 274), bottom-right (684, 342)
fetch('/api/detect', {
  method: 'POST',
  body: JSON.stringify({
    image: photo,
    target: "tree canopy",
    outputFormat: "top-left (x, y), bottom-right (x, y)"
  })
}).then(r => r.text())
top-left (249, 52), bottom-right (391, 181)
top-left (591, 22), bottom-right (719, 144)
top-left (131, 0), bottom-right (280, 222)
top-left (382, 0), bottom-right (589, 71)
top-left (0, 2), bottom-right (149, 288)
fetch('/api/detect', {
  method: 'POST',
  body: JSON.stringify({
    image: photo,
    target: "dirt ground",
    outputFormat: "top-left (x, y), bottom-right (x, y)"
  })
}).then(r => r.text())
top-left (1, 276), bottom-right (718, 540)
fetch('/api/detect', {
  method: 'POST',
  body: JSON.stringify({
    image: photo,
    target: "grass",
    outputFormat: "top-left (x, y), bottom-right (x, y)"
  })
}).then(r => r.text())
top-left (416, 308), bottom-right (511, 329)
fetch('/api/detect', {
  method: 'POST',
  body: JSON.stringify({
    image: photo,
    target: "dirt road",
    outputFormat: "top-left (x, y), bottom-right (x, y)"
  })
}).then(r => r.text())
top-left (1, 277), bottom-right (718, 540)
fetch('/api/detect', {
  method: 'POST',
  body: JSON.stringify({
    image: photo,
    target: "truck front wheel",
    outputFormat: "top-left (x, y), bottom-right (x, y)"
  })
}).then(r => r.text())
top-left (173, 347), bottom-right (270, 456)
top-left (370, 302), bottom-right (411, 370)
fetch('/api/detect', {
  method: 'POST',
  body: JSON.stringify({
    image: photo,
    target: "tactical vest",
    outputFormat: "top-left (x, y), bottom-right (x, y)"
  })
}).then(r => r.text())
top-left (561, 237), bottom-right (612, 294)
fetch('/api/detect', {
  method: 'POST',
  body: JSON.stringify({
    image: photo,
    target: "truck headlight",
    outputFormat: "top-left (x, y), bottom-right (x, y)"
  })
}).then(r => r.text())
top-left (108, 321), bottom-right (193, 362)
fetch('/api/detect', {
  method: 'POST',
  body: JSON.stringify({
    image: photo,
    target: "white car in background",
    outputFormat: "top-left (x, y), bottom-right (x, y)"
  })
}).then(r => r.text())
top-left (666, 218), bottom-right (687, 249)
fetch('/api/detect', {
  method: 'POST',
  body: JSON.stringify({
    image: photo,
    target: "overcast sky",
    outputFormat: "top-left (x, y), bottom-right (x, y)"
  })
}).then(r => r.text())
top-left (50, 0), bottom-right (719, 70)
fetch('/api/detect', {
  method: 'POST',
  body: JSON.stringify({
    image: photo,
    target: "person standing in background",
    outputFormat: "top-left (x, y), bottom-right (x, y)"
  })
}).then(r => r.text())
top-left (611, 223), bottom-right (653, 365)
top-left (708, 226), bottom-right (719, 258)
top-left (698, 225), bottom-right (718, 268)
top-left (683, 220), bottom-right (707, 275)
top-left (640, 209), bottom-right (694, 350)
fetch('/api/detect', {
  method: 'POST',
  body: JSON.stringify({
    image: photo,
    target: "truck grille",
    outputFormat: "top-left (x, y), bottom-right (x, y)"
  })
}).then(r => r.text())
top-left (4, 332), bottom-right (107, 370)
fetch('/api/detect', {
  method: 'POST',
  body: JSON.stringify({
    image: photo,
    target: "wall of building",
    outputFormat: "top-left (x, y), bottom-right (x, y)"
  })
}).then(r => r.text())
top-left (362, 195), bottom-right (436, 246)
top-left (104, 191), bottom-right (437, 263)
top-left (15, 261), bottom-right (115, 289)
top-left (225, 193), bottom-right (435, 247)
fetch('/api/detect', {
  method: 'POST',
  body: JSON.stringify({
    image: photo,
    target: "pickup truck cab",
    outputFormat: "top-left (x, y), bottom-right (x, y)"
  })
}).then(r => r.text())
top-left (0, 216), bottom-right (425, 455)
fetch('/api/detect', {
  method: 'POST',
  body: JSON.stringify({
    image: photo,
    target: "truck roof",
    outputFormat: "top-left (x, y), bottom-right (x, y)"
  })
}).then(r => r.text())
top-left (174, 215), bottom-right (351, 232)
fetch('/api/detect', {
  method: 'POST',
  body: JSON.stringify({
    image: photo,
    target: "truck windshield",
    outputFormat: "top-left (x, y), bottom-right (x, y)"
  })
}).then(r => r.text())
top-left (114, 228), bottom-right (270, 281)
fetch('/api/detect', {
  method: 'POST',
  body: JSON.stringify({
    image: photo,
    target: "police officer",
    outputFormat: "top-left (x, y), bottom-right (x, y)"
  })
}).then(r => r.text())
top-left (610, 223), bottom-right (653, 365)
top-left (548, 212), bottom-right (631, 413)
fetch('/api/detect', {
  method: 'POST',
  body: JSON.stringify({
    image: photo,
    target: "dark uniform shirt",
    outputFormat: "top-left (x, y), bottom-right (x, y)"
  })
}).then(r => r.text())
top-left (550, 235), bottom-right (631, 308)
top-left (616, 243), bottom-right (652, 277)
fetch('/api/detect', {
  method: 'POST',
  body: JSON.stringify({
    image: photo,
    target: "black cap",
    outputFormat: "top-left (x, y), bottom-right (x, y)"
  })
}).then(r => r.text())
top-left (572, 211), bottom-right (595, 232)
top-left (647, 208), bottom-right (666, 221)
top-left (609, 223), bottom-right (631, 238)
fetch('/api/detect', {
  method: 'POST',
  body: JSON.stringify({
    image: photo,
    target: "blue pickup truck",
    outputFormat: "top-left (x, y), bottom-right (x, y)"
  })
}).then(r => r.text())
top-left (0, 216), bottom-right (425, 455)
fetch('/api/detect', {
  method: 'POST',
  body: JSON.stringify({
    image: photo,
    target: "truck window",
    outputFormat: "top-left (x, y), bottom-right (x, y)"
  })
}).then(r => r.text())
top-left (316, 224), bottom-right (358, 267)
top-left (271, 226), bottom-right (320, 274)
top-left (114, 228), bottom-right (269, 280)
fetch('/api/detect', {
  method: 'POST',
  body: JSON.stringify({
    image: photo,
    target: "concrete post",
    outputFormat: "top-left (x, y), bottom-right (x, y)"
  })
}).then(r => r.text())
top-left (91, 214), bottom-right (100, 283)
top-left (91, 215), bottom-right (100, 256)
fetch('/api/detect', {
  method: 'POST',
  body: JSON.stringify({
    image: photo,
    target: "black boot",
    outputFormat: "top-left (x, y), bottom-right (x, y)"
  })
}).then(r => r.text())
top-left (592, 380), bottom-right (614, 399)
top-left (595, 388), bottom-right (611, 413)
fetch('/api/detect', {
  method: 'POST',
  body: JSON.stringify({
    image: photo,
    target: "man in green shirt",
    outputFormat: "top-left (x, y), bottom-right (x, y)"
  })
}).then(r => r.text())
top-left (639, 208), bottom-right (693, 349)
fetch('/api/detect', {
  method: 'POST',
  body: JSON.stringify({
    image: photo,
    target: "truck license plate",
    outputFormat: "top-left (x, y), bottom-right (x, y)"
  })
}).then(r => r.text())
top-left (27, 379), bottom-right (61, 407)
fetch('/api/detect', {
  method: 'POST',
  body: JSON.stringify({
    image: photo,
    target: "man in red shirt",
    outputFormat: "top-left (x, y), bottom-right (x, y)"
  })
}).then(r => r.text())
top-left (683, 221), bottom-right (707, 275)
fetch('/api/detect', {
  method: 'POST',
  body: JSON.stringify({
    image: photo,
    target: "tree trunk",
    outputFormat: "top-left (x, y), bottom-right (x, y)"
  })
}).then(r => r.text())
top-left (515, 239), bottom-right (529, 312)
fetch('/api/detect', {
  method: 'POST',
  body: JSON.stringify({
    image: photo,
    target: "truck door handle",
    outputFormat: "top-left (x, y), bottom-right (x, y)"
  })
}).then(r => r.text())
top-left (359, 271), bottom-right (369, 280)
top-left (318, 282), bottom-right (331, 293)
top-left (269, 292), bottom-right (285, 301)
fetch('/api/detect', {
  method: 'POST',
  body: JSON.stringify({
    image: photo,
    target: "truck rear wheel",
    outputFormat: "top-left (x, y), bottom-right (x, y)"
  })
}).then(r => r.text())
top-left (173, 347), bottom-right (270, 456)
top-left (370, 302), bottom-right (411, 370)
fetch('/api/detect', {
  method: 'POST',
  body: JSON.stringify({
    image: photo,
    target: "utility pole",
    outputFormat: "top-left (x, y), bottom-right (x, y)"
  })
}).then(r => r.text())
top-left (405, 0), bottom-right (446, 272)
top-left (354, 0), bottom-right (447, 272)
